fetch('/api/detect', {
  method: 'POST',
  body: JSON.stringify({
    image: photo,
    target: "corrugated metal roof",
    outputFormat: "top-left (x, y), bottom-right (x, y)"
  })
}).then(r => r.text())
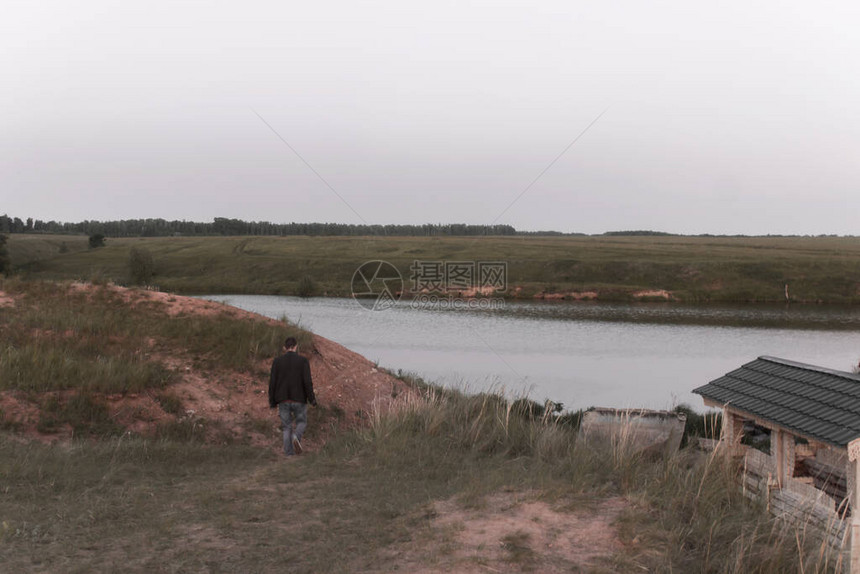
top-left (692, 356), bottom-right (860, 448)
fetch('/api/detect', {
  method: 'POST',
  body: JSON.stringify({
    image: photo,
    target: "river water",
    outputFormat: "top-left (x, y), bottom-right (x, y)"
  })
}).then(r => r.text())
top-left (202, 295), bottom-right (860, 411)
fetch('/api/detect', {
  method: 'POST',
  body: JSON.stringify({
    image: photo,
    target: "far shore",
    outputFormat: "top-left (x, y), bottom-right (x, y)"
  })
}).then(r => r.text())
top-left (8, 233), bottom-right (860, 305)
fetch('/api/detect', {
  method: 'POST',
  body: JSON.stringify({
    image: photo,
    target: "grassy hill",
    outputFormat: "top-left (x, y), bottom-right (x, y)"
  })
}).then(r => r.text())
top-left (8, 233), bottom-right (860, 303)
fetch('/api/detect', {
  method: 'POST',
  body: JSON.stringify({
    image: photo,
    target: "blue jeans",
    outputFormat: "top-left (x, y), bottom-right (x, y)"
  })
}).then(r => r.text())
top-left (278, 402), bottom-right (307, 455)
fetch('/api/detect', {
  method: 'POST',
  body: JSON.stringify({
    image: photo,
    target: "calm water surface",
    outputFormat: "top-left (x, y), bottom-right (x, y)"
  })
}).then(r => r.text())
top-left (202, 296), bottom-right (860, 411)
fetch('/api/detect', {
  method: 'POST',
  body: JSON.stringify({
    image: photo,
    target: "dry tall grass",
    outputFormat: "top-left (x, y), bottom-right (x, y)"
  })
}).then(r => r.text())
top-left (364, 387), bottom-right (845, 572)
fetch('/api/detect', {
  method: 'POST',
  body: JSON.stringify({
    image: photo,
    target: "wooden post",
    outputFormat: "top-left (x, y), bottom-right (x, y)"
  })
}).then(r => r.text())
top-left (719, 407), bottom-right (730, 449)
top-left (772, 428), bottom-right (784, 488)
top-left (721, 407), bottom-right (743, 454)
top-left (847, 438), bottom-right (860, 573)
top-left (770, 429), bottom-right (795, 489)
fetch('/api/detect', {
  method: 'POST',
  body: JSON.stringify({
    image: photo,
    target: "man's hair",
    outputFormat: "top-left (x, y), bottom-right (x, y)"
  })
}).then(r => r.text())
top-left (284, 336), bottom-right (298, 349)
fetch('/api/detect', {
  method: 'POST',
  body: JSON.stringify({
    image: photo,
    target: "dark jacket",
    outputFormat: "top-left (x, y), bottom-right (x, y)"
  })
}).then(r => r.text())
top-left (269, 351), bottom-right (316, 408)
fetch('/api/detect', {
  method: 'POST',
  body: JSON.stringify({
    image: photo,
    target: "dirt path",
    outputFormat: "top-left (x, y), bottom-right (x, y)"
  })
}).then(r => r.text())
top-left (380, 492), bottom-right (628, 573)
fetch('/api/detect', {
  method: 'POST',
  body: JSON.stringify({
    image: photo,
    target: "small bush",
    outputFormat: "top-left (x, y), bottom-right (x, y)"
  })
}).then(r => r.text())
top-left (37, 392), bottom-right (122, 438)
top-left (674, 403), bottom-right (722, 447)
top-left (155, 391), bottom-right (185, 416)
top-left (510, 398), bottom-right (563, 420)
top-left (296, 276), bottom-right (317, 298)
top-left (64, 392), bottom-right (122, 437)
top-left (0, 234), bottom-right (9, 274)
top-left (128, 247), bottom-right (155, 285)
top-left (556, 409), bottom-right (585, 430)
top-left (0, 407), bottom-right (21, 431)
top-left (500, 531), bottom-right (536, 565)
top-left (88, 234), bottom-right (106, 249)
top-left (156, 416), bottom-right (207, 442)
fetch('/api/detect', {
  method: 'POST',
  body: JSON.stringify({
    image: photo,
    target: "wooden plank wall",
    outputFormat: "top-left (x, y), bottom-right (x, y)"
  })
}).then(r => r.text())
top-left (742, 447), bottom-right (849, 565)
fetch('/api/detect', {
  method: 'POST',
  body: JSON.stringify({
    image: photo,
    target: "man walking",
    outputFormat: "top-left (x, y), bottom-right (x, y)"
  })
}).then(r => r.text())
top-left (269, 336), bottom-right (317, 456)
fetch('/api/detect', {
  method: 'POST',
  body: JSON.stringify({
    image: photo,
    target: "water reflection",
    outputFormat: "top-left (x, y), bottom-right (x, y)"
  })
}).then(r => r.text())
top-left (428, 300), bottom-right (860, 330)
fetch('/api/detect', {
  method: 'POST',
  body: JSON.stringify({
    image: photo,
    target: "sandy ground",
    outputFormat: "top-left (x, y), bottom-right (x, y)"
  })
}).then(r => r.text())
top-left (632, 289), bottom-right (674, 300)
top-left (382, 492), bottom-right (627, 573)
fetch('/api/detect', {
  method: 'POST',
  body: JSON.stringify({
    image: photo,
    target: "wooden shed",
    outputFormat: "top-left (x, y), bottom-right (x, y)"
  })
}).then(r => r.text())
top-left (693, 356), bottom-right (860, 572)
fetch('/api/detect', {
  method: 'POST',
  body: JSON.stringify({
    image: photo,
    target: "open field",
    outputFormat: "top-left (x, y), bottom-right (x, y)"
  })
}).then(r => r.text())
top-left (7, 233), bottom-right (860, 303)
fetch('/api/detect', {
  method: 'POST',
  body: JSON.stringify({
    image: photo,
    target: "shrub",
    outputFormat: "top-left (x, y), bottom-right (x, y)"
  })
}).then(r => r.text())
top-left (88, 234), bottom-right (106, 249)
top-left (674, 403), bottom-right (722, 447)
top-left (296, 275), bottom-right (317, 298)
top-left (37, 392), bottom-right (122, 437)
top-left (0, 234), bottom-right (9, 274)
top-left (155, 391), bottom-right (185, 416)
top-left (156, 416), bottom-right (208, 442)
top-left (128, 247), bottom-right (155, 285)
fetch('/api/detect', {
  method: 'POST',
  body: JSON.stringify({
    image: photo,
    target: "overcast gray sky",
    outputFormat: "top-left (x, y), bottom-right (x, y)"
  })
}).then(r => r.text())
top-left (3, 1), bottom-right (859, 234)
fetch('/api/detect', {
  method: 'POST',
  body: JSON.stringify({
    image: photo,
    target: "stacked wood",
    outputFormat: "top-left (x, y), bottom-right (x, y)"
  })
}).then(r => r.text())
top-left (739, 446), bottom-right (849, 562)
top-left (802, 458), bottom-right (848, 509)
top-left (770, 488), bottom-right (848, 557)
top-left (743, 448), bottom-right (772, 499)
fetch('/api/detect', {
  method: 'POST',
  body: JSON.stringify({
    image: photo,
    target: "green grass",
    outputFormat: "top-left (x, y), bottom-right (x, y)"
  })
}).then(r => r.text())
top-left (0, 278), bottom-right (311, 394)
top-left (36, 391), bottom-right (124, 438)
top-left (0, 437), bottom-right (272, 572)
top-left (7, 233), bottom-right (860, 302)
top-left (1, 342), bottom-right (173, 394)
top-left (0, 278), bottom-right (312, 438)
top-left (6, 234), bottom-right (90, 268)
top-left (0, 389), bottom-right (836, 572)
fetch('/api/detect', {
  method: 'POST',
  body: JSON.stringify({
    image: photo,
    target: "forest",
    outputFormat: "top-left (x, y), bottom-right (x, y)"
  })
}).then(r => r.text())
top-left (0, 215), bottom-right (517, 237)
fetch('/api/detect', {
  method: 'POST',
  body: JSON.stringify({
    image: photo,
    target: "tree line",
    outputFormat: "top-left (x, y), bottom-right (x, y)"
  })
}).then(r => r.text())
top-left (0, 215), bottom-right (518, 237)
